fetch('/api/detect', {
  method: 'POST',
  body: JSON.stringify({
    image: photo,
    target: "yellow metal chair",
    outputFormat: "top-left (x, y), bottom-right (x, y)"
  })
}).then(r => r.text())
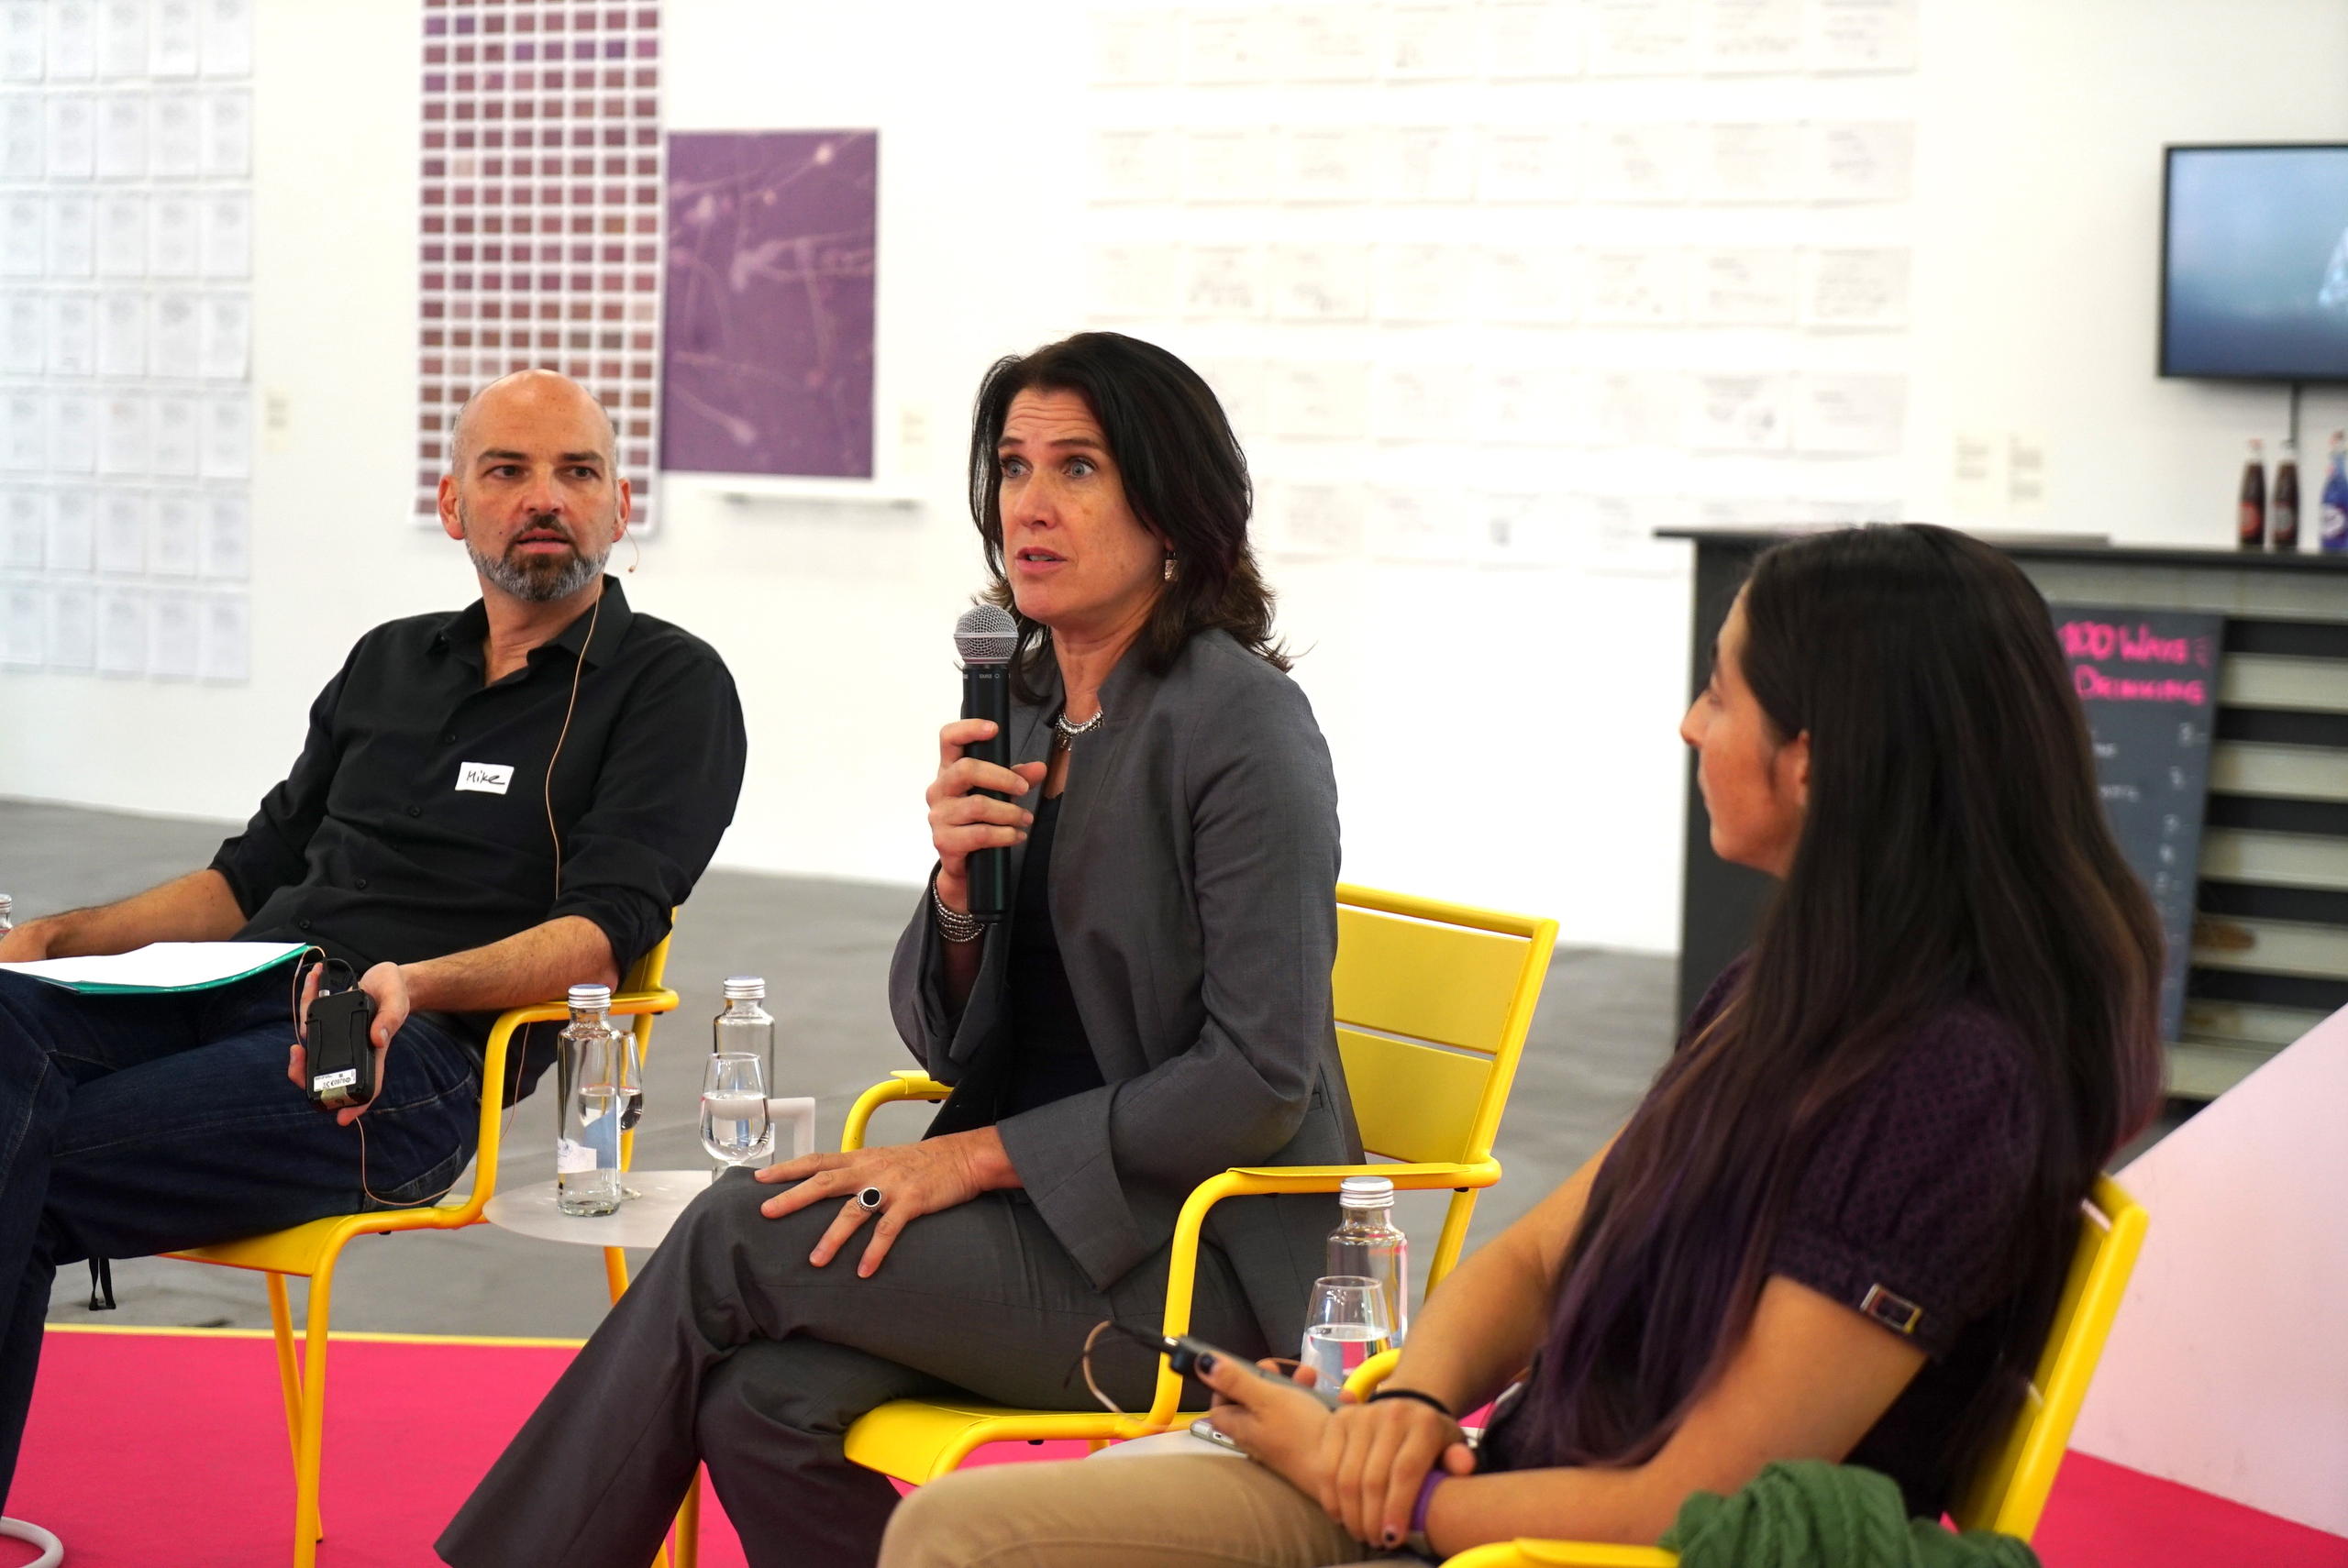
top-left (835, 883), bottom-right (1560, 1485)
top-left (1391, 1173), bottom-right (2149, 1568)
top-left (161, 929), bottom-right (681, 1568)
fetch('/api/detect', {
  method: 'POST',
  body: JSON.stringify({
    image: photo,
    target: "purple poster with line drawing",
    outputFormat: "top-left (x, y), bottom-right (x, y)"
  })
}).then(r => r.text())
top-left (661, 130), bottom-right (877, 478)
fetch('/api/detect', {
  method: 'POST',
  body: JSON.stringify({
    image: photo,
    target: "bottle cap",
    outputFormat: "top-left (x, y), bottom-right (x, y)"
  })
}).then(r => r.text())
top-left (723, 976), bottom-right (766, 1001)
top-left (568, 983), bottom-right (612, 1010)
top-left (1340, 1175), bottom-right (1396, 1208)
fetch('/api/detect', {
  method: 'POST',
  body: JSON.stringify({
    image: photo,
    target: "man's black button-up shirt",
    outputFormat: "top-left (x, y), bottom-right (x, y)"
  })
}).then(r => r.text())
top-left (210, 577), bottom-right (747, 1024)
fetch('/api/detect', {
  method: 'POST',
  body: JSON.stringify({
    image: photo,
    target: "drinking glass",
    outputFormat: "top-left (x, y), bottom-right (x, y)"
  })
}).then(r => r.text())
top-left (1298, 1275), bottom-right (1392, 1394)
top-left (700, 1052), bottom-right (773, 1180)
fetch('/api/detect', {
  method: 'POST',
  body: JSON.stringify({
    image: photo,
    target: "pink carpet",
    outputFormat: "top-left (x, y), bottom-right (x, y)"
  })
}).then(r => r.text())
top-left (10, 1328), bottom-right (2343, 1566)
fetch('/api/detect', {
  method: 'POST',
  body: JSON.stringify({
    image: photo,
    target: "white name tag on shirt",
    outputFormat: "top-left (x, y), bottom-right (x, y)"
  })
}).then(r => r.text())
top-left (455, 761), bottom-right (515, 796)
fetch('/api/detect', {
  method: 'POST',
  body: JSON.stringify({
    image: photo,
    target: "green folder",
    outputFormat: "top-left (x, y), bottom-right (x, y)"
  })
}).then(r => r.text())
top-left (0, 941), bottom-right (309, 995)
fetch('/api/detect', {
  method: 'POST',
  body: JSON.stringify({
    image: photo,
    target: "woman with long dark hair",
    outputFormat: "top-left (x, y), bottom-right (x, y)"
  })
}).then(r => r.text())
top-left (441, 334), bottom-right (1356, 1568)
top-left (880, 523), bottom-right (2165, 1567)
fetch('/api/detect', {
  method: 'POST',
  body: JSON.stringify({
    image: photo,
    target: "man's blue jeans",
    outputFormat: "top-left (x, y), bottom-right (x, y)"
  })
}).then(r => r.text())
top-left (0, 967), bottom-right (485, 1504)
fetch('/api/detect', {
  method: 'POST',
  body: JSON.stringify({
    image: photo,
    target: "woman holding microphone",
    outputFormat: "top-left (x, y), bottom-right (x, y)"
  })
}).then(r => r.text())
top-left (878, 524), bottom-right (2165, 1566)
top-left (439, 332), bottom-right (1356, 1568)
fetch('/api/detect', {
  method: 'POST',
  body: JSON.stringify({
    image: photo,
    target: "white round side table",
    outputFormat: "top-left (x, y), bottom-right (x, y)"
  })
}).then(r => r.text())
top-left (482, 1095), bottom-right (817, 1248)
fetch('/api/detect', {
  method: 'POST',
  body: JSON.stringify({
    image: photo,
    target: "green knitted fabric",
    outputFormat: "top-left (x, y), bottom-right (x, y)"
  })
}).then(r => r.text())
top-left (1658, 1461), bottom-right (2042, 1568)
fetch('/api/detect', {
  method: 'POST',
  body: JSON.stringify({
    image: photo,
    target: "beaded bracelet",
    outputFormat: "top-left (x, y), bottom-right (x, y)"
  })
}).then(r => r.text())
top-left (931, 883), bottom-right (983, 944)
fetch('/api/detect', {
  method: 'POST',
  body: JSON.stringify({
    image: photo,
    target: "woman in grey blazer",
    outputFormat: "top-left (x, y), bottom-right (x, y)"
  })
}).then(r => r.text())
top-left (440, 333), bottom-right (1357, 1568)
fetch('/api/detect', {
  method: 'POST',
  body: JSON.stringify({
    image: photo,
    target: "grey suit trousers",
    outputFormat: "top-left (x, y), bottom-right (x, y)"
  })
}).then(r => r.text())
top-left (437, 1170), bottom-right (1268, 1568)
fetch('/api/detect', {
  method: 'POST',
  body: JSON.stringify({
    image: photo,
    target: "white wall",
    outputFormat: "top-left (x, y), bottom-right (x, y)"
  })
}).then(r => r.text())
top-left (2072, 1005), bottom-right (2348, 1538)
top-left (5, 0), bottom-right (2348, 954)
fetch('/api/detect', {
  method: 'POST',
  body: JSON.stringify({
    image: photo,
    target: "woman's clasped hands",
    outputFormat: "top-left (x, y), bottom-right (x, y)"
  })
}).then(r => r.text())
top-left (1199, 1355), bottom-right (1476, 1551)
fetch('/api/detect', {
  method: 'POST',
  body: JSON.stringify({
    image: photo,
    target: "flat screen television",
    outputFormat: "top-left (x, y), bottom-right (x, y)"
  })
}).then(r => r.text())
top-left (2161, 143), bottom-right (2348, 381)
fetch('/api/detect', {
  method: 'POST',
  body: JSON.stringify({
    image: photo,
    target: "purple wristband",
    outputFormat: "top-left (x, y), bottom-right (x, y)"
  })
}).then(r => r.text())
top-left (1410, 1470), bottom-right (1446, 1538)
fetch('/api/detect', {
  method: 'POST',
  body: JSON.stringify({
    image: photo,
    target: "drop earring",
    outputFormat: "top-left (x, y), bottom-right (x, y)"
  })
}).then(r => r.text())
top-left (1162, 554), bottom-right (1177, 582)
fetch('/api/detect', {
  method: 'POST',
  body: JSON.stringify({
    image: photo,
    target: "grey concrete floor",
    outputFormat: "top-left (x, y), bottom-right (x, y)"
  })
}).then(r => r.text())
top-left (14, 799), bottom-right (1680, 1341)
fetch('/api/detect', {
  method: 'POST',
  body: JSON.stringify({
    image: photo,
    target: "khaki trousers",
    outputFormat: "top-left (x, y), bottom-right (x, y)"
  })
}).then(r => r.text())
top-left (879, 1452), bottom-right (1424, 1568)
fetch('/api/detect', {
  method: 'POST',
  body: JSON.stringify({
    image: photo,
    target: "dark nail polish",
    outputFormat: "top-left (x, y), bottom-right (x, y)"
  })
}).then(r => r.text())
top-left (1195, 1353), bottom-right (1216, 1375)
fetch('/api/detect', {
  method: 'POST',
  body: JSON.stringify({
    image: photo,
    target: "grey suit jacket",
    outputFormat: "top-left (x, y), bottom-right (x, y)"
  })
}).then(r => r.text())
top-left (889, 628), bottom-right (1360, 1353)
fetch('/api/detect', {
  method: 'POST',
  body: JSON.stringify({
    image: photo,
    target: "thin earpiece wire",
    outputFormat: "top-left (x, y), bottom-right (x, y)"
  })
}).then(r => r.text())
top-left (503, 576), bottom-right (606, 1147)
top-left (1080, 1320), bottom-right (1125, 1415)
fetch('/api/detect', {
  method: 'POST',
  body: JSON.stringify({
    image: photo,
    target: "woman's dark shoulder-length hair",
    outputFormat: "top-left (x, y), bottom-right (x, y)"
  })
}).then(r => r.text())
top-left (1513, 522), bottom-right (2165, 1486)
top-left (968, 331), bottom-right (1287, 701)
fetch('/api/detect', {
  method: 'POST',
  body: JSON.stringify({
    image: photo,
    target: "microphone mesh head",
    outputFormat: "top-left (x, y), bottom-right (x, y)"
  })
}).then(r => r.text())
top-left (954, 603), bottom-right (1018, 666)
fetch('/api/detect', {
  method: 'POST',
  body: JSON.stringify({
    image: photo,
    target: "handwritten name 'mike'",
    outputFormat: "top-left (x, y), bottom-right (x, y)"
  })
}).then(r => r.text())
top-left (2059, 619), bottom-right (2210, 706)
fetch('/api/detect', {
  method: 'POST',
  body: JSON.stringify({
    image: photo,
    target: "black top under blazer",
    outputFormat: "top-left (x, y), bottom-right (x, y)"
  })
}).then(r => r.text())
top-left (889, 627), bottom-right (1362, 1354)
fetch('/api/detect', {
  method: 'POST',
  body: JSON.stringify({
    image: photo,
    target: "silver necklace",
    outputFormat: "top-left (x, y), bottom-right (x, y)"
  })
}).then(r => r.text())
top-left (1053, 705), bottom-right (1107, 745)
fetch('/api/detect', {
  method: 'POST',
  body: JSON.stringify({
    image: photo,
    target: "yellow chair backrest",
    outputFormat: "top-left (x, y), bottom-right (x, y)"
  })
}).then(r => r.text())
top-left (1423, 1173), bottom-right (2148, 1568)
top-left (1949, 1173), bottom-right (2148, 1538)
top-left (1331, 884), bottom-right (1556, 1285)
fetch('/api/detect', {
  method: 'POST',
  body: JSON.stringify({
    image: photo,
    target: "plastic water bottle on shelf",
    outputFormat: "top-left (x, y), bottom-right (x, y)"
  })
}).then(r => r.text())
top-left (0, 891), bottom-right (13, 935)
top-left (555, 983), bottom-right (627, 1216)
top-left (713, 976), bottom-right (776, 1087)
top-left (2321, 432), bottom-right (2348, 554)
top-left (1327, 1175), bottom-right (1411, 1347)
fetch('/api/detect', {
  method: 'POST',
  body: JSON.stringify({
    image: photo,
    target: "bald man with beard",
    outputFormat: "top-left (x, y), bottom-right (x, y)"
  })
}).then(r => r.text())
top-left (0, 370), bottom-right (747, 1508)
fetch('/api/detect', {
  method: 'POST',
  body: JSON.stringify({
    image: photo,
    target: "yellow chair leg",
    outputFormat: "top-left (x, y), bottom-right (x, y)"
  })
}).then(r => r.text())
top-left (292, 1265), bottom-right (336, 1568)
top-left (604, 1243), bottom-right (631, 1304)
top-left (266, 1273), bottom-right (303, 1467)
top-left (673, 1470), bottom-right (702, 1568)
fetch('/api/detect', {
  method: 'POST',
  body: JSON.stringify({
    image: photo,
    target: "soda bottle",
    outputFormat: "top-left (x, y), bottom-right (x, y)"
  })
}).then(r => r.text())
top-left (2273, 439), bottom-right (2300, 551)
top-left (1326, 1175), bottom-right (1411, 1346)
top-left (555, 983), bottom-right (627, 1216)
top-left (2239, 438), bottom-right (2266, 550)
top-left (713, 975), bottom-right (776, 1087)
top-left (2321, 432), bottom-right (2348, 553)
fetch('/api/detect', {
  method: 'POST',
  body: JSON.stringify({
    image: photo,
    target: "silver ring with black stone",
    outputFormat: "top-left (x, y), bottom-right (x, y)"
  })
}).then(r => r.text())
top-left (857, 1186), bottom-right (884, 1212)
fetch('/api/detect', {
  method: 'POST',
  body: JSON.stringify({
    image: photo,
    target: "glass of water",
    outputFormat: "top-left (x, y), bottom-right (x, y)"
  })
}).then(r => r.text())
top-left (699, 1052), bottom-right (772, 1180)
top-left (1299, 1275), bottom-right (1392, 1395)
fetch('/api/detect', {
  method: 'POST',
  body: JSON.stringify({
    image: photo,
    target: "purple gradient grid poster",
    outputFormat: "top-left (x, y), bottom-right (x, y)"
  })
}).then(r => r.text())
top-left (662, 130), bottom-right (877, 478)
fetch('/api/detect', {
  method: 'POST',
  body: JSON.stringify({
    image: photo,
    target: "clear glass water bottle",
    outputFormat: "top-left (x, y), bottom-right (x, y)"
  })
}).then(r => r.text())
top-left (1327, 1175), bottom-right (1410, 1346)
top-left (555, 983), bottom-right (626, 1216)
top-left (713, 976), bottom-right (775, 1086)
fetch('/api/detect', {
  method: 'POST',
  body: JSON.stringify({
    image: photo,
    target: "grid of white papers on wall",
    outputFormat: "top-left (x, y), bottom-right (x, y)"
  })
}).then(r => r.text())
top-left (1080, 0), bottom-right (1917, 577)
top-left (0, 0), bottom-right (253, 680)
top-left (413, 0), bottom-right (664, 532)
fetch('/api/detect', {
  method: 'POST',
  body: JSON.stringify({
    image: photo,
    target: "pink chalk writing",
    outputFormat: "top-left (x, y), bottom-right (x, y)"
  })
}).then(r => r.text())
top-left (2059, 620), bottom-right (2212, 668)
top-left (2073, 666), bottom-right (2207, 705)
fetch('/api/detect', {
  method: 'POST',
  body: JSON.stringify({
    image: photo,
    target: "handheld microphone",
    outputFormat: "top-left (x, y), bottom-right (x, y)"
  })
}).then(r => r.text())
top-left (954, 603), bottom-right (1018, 922)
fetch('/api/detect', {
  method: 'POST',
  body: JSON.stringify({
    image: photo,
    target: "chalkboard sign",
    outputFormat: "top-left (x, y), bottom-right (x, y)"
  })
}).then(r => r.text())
top-left (2051, 604), bottom-right (2224, 1043)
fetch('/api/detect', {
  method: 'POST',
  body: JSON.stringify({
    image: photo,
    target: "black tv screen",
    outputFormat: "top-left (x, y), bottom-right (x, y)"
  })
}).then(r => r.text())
top-left (2162, 144), bottom-right (2348, 381)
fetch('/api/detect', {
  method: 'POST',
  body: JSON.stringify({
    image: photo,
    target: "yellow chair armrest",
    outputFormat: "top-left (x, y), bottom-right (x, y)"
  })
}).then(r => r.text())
top-left (1344, 1348), bottom-right (1402, 1402)
top-left (1224, 1160), bottom-right (1501, 1193)
top-left (1445, 1545), bottom-right (1678, 1568)
top-left (1123, 1159), bottom-right (1493, 1432)
top-left (843, 1069), bottom-right (953, 1152)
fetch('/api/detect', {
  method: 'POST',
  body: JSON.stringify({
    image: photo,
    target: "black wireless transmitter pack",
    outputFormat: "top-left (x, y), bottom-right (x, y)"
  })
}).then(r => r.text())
top-left (303, 961), bottom-right (379, 1110)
